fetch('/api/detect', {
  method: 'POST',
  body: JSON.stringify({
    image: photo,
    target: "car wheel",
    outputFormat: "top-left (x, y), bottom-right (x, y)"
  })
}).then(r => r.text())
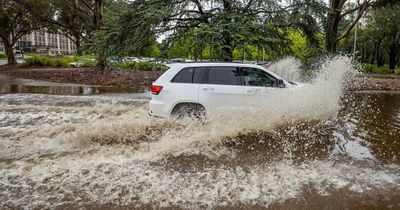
top-left (171, 103), bottom-right (206, 120)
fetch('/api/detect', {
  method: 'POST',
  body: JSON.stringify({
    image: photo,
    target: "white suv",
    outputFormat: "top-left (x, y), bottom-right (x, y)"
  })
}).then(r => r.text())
top-left (149, 63), bottom-right (296, 118)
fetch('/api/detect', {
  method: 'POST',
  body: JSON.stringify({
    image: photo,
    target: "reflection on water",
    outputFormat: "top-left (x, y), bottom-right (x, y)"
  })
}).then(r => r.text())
top-left (337, 92), bottom-right (400, 163)
top-left (0, 84), bottom-right (100, 95)
top-left (0, 84), bottom-right (145, 95)
top-left (0, 74), bottom-right (146, 95)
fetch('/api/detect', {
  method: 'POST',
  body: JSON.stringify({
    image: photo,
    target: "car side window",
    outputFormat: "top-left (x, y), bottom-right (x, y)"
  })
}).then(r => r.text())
top-left (208, 67), bottom-right (241, 85)
top-left (193, 67), bottom-right (207, 83)
top-left (171, 68), bottom-right (194, 83)
top-left (241, 67), bottom-right (278, 87)
top-left (171, 67), bottom-right (207, 83)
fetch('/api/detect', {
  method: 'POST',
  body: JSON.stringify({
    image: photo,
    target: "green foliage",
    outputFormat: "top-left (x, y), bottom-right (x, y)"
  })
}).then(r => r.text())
top-left (340, 4), bottom-right (400, 69)
top-left (109, 62), bottom-right (167, 71)
top-left (395, 68), bottom-right (400, 75)
top-left (288, 30), bottom-right (311, 62)
top-left (362, 64), bottom-right (376, 73)
top-left (18, 55), bottom-right (89, 68)
top-left (0, 0), bottom-right (42, 64)
top-left (362, 64), bottom-right (392, 74)
top-left (0, 52), bottom-right (7, 59)
top-left (80, 59), bottom-right (96, 68)
top-left (375, 66), bottom-right (392, 74)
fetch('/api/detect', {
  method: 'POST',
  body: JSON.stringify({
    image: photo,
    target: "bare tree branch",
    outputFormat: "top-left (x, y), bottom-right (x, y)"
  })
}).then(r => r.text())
top-left (335, 0), bottom-right (370, 44)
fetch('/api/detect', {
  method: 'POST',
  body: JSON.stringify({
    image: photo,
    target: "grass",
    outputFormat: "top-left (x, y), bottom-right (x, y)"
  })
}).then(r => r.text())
top-left (17, 54), bottom-right (166, 71)
top-left (395, 68), bottom-right (400, 75)
top-left (0, 52), bottom-right (7, 59)
top-left (18, 55), bottom-right (94, 68)
top-left (109, 61), bottom-right (167, 71)
top-left (362, 64), bottom-right (393, 74)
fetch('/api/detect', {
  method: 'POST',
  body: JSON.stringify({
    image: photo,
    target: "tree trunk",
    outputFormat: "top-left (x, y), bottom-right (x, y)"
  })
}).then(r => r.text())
top-left (388, 43), bottom-right (398, 70)
top-left (377, 50), bottom-right (384, 67)
top-left (75, 38), bottom-right (82, 56)
top-left (2, 38), bottom-right (17, 65)
top-left (93, 0), bottom-right (106, 70)
top-left (325, 9), bottom-right (341, 53)
top-left (221, 33), bottom-right (233, 61)
top-left (94, 0), bottom-right (103, 31)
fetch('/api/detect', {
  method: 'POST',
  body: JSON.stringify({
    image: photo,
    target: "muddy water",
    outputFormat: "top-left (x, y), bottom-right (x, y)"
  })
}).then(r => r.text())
top-left (0, 91), bottom-right (399, 209)
top-left (0, 57), bottom-right (399, 209)
top-left (0, 74), bottom-right (146, 95)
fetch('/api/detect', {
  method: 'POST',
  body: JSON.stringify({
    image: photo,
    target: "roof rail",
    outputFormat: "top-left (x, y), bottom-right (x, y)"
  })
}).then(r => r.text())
top-left (169, 61), bottom-right (248, 64)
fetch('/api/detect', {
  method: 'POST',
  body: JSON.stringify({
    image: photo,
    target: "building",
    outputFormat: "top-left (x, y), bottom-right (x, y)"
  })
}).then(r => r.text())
top-left (0, 29), bottom-right (77, 55)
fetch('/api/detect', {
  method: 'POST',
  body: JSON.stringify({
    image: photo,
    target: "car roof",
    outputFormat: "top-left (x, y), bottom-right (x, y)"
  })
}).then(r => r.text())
top-left (167, 62), bottom-right (263, 68)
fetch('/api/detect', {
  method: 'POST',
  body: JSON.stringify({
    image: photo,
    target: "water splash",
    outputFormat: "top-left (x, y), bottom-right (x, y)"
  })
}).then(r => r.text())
top-left (269, 57), bottom-right (302, 82)
top-left (1, 56), bottom-right (399, 209)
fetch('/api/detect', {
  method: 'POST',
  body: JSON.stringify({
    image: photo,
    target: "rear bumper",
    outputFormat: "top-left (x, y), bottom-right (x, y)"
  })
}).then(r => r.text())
top-left (149, 99), bottom-right (170, 118)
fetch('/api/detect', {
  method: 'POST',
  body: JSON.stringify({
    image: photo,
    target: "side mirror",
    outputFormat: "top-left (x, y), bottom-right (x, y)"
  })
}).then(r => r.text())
top-left (276, 79), bottom-right (286, 88)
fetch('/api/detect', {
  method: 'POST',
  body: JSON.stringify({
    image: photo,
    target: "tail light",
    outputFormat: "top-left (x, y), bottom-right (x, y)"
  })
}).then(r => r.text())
top-left (150, 85), bottom-right (163, 95)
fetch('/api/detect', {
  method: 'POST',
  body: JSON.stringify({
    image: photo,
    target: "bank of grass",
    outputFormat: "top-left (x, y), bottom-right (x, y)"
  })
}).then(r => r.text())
top-left (18, 55), bottom-right (94, 68)
top-left (362, 64), bottom-right (397, 74)
top-left (396, 68), bottom-right (400, 75)
top-left (0, 52), bottom-right (7, 59)
top-left (109, 62), bottom-right (167, 71)
top-left (18, 55), bottom-right (167, 71)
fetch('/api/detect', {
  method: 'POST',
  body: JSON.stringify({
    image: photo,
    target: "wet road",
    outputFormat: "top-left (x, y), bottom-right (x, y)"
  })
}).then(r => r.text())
top-left (0, 91), bottom-right (399, 209)
top-left (0, 57), bottom-right (399, 209)
top-left (0, 60), bottom-right (23, 65)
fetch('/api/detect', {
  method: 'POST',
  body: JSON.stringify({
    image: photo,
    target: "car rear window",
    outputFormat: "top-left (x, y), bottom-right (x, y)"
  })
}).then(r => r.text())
top-left (171, 68), bottom-right (193, 83)
top-left (208, 67), bottom-right (241, 85)
top-left (171, 67), bottom-right (206, 83)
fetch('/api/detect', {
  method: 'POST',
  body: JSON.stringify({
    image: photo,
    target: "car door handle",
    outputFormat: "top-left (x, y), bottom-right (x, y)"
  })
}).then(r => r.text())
top-left (202, 87), bottom-right (214, 91)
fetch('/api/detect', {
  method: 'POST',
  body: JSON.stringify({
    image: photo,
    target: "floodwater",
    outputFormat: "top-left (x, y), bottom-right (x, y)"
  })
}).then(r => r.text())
top-left (0, 74), bottom-right (145, 95)
top-left (0, 57), bottom-right (399, 209)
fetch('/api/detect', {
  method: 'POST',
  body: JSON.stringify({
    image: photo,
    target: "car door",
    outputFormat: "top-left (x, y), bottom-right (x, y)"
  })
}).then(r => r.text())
top-left (169, 67), bottom-right (207, 105)
top-left (199, 66), bottom-right (245, 114)
top-left (240, 67), bottom-right (282, 106)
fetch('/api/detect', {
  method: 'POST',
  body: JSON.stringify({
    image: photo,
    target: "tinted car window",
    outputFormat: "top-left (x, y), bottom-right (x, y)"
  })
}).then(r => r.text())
top-left (241, 67), bottom-right (278, 87)
top-left (193, 67), bottom-right (207, 83)
top-left (172, 67), bottom-right (207, 83)
top-left (171, 68), bottom-right (194, 83)
top-left (208, 67), bottom-right (241, 85)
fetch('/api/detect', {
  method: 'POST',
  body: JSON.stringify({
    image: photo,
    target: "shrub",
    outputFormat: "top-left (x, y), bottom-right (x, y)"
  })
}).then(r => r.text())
top-left (19, 55), bottom-right (80, 68)
top-left (361, 64), bottom-right (393, 74)
top-left (374, 66), bottom-right (392, 74)
top-left (80, 59), bottom-right (96, 67)
top-left (0, 52), bottom-right (7, 59)
top-left (395, 68), bottom-right (400, 75)
top-left (362, 64), bottom-right (375, 73)
top-left (109, 61), bottom-right (167, 71)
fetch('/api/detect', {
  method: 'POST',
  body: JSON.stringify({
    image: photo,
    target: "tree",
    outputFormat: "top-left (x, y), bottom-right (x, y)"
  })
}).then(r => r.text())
top-left (94, 0), bottom-right (291, 62)
top-left (368, 5), bottom-right (400, 70)
top-left (0, 0), bottom-right (41, 64)
top-left (78, 0), bottom-right (106, 69)
top-left (49, 0), bottom-right (94, 55)
top-left (15, 0), bottom-right (105, 68)
top-left (325, 0), bottom-right (371, 53)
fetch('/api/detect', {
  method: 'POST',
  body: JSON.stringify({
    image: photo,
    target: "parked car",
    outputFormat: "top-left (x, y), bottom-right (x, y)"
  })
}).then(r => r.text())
top-left (149, 62), bottom-right (298, 118)
top-left (169, 58), bottom-right (186, 63)
top-left (70, 58), bottom-right (95, 68)
top-left (14, 50), bottom-right (23, 59)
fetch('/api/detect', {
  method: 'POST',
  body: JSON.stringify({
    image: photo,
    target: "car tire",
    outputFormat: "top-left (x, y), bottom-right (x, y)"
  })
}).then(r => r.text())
top-left (171, 103), bottom-right (206, 120)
